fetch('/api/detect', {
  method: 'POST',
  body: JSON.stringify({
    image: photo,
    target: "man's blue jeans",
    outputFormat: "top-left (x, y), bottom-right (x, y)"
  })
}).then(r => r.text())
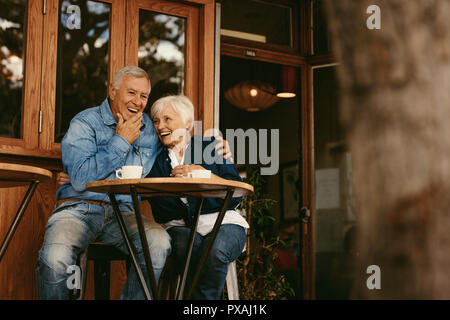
top-left (36, 200), bottom-right (171, 300)
top-left (168, 224), bottom-right (246, 300)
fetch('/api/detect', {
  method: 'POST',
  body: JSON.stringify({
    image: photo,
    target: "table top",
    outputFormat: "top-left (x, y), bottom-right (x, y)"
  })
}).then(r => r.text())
top-left (0, 163), bottom-right (53, 188)
top-left (86, 177), bottom-right (254, 198)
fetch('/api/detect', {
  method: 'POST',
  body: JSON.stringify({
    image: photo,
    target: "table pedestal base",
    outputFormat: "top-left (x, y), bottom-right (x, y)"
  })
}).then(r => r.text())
top-left (108, 192), bottom-right (157, 300)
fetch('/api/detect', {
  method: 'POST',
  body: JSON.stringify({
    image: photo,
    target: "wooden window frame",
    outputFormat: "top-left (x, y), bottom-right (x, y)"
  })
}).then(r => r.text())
top-left (220, 0), bottom-right (300, 56)
top-left (125, 0), bottom-right (214, 131)
top-left (0, 1), bottom-right (43, 157)
top-left (0, 0), bottom-right (214, 160)
top-left (39, 0), bottom-right (125, 156)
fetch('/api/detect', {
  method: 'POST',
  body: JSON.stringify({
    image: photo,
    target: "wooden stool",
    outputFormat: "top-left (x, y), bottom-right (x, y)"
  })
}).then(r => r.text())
top-left (70, 242), bottom-right (129, 300)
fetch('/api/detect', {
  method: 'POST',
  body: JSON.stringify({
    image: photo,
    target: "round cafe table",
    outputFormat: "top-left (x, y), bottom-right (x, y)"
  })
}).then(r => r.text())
top-left (87, 177), bottom-right (253, 300)
top-left (0, 163), bottom-right (52, 262)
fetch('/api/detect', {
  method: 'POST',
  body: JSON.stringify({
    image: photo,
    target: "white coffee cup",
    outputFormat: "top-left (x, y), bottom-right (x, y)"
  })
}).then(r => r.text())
top-left (115, 166), bottom-right (143, 179)
top-left (187, 169), bottom-right (211, 178)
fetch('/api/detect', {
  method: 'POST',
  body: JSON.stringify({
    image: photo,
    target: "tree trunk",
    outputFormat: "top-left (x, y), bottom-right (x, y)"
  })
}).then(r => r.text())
top-left (324, 0), bottom-right (450, 299)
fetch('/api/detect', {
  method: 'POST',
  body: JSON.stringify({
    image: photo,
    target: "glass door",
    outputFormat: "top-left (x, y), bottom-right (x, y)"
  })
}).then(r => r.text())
top-left (311, 65), bottom-right (356, 299)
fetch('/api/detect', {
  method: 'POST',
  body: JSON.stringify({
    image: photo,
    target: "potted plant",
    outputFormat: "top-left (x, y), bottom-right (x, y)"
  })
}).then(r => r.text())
top-left (235, 168), bottom-right (295, 300)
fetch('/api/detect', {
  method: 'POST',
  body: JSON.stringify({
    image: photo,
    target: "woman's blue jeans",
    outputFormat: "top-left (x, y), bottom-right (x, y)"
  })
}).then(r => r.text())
top-left (168, 224), bottom-right (246, 300)
top-left (36, 200), bottom-right (171, 300)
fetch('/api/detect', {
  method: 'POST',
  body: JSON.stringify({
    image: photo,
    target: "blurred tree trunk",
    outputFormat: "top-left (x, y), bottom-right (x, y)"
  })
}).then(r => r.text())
top-left (324, 0), bottom-right (450, 299)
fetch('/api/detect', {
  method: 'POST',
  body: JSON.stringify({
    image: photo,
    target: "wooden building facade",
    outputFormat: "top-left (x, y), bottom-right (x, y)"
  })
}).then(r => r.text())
top-left (0, 0), bottom-right (343, 299)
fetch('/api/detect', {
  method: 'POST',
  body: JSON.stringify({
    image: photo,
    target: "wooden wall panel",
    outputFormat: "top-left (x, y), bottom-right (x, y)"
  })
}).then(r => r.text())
top-left (0, 174), bottom-right (57, 299)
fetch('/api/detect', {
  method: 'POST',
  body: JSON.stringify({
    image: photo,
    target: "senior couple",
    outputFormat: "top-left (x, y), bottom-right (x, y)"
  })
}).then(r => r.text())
top-left (36, 66), bottom-right (248, 300)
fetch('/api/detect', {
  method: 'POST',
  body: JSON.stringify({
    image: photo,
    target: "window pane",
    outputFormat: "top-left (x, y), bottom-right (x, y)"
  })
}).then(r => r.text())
top-left (138, 9), bottom-right (185, 107)
top-left (55, 0), bottom-right (110, 143)
top-left (0, 0), bottom-right (26, 138)
top-left (221, 0), bottom-right (292, 47)
top-left (312, 0), bottom-right (331, 55)
top-left (313, 66), bottom-right (354, 299)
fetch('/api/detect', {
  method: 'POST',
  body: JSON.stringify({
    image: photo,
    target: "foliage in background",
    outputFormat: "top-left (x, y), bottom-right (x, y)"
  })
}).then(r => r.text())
top-left (236, 167), bottom-right (295, 299)
top-left (0, 0), bottom-right (25, 138)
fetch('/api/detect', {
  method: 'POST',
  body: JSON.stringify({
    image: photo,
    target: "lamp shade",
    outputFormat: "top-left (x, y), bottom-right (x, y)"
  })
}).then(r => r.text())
top-left (224, 80), bottom-right (279, 112)
top-left (277, 65), bottom-right (296, 98)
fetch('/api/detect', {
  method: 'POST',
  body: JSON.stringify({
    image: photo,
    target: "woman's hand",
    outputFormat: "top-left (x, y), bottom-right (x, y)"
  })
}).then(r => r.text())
top-left (56, 172), bottom-right (70, 186)
top-left (214, 136), bottom-right (233, 161)
top-left (170, 164), bottom-right (205, 177)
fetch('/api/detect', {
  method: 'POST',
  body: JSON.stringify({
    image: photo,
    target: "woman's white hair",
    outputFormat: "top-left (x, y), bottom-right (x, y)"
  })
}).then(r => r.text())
top-left (112, 66), bottom-right (151, 91)
top-left (150, 95), bottom-right (195, 131)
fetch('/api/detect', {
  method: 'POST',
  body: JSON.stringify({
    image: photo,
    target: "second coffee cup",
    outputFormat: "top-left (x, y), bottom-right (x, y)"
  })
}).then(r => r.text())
top-left (115, 166), bottom-right (143, 179)
top-left (187, 169), bottom-right (211, 178)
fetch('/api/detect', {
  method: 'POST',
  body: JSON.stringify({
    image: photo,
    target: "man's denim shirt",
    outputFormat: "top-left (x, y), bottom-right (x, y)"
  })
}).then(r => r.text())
top-left (57, 98), bottom-right (161, 204)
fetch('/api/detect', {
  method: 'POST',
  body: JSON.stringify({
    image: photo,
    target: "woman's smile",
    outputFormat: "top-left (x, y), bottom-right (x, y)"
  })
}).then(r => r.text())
top-left (153, 105), bottom-right (190, 148)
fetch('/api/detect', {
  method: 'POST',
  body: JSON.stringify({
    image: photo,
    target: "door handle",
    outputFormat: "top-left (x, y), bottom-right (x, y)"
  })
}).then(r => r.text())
top-left (300, 206), bottom-right (310, 223)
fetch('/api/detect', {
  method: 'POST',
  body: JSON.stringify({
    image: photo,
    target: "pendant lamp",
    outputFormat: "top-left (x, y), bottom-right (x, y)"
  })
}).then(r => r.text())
top-left (224, 80), bottom-right (279, 112)
top-left (276, 65), bottom-right (296, 98)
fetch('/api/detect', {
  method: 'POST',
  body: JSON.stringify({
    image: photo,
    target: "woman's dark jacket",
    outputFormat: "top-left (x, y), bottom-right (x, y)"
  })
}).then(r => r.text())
top-left (146, 135), bottom-right (243, 226)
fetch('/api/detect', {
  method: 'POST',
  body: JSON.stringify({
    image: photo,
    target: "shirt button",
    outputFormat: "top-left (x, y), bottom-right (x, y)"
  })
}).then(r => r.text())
top-left (146, 153), bottom-right (150, 157)
top-left (123, 153), bottom-right (126, 156)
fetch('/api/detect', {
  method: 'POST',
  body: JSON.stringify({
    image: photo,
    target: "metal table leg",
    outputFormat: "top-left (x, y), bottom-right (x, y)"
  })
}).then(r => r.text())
top-left (176, 199), bottom-right (203, 300)
top-left (185, 190), bottom-right (234, 299)
top-left (108, 193), bottom-right (152, 300)
top-left (129, 185), bottom-right (159, 299)
top-left (0, 181), bottom-right (39, 262)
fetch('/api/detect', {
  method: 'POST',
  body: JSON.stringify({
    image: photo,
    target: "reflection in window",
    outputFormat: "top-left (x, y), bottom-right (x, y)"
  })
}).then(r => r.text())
top-left (138, 10), bottom-right (185, 108)
top-left (313, 66), bottom-right (354, 299)
top-left (55, 0), bottom-right (110, 142)
top-left (312, 0), bottom-right (331, 55)
top-left (221, 0), bottom-right (292, 47)
top-left (0, 0), bottom-right (26, 138)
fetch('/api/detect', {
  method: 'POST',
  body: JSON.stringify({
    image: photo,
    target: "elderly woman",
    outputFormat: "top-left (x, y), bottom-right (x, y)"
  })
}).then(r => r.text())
top-left (147, 95), bottom-right (248, 300)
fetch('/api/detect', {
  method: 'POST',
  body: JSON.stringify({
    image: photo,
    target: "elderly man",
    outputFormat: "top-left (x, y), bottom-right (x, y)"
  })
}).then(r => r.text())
top-left (36, 66), bottom-right (170, 300)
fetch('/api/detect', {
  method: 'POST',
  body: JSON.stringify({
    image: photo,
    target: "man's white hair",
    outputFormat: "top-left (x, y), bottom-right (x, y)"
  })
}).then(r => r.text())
top-left (150, 95), bottom-right (195, 131)
top-left (111, 66), bottom-right (151, 92)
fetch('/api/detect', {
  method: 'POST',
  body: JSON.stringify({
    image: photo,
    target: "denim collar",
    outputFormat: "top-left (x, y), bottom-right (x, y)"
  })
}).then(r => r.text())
top-left (100, 98), bottom-right (146, 129)
top-left (100, 99), bottom-right (117, 126)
